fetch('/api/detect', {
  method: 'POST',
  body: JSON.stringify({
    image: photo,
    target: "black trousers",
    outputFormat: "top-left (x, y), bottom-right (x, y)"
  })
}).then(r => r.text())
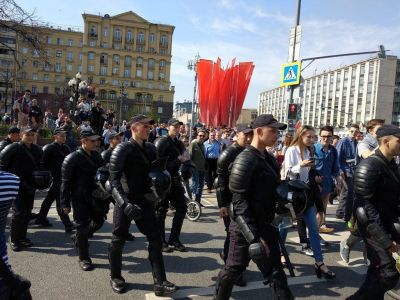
top-left (10, 185), bottom-right (35, 243)
top-left (109, 202), bottom-right (167, 284)
top-left (37, 180), bottom-right (71, 227)
top-left (222, 216), bottom-right (231, 262)
top-left (347, 224), bottom-right (399, 300)
top-left (71, 199), bottom-right (105, 260)
top-left (337, 173), bottom-right (354, 222)
top-left (215, 222), bottom-right (293, 300)
top-left (157, 184), bottom-right (187, 244)
top-left (206, 158), bottom-right (218, 190)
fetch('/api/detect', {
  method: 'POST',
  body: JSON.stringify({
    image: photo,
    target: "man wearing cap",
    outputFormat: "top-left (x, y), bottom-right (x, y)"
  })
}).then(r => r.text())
top-left (0, 127), bottom-right (43, 252)
top-left (0, 127), bottom-right (20, 151)
top-left (349, 125), bottom-right (400, 300)
top-left (35, 128), bottom-right (73, 231)
top-left (108, 115), bottom-right (177, 295)
top-left (189, 129), bottom-right (208, 205)
top-left (60, 129), bottom-right (104, 271)
top-left (216, 123), bottom-right (253, 287)
top-left (214, 114), bottom-right (293, 300)
top-left (155, 118), bottom-right (188, 252)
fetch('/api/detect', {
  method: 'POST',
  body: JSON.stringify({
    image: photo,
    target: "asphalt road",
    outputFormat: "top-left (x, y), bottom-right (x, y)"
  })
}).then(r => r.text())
top-left (6, 191), bottom-right (399, 300)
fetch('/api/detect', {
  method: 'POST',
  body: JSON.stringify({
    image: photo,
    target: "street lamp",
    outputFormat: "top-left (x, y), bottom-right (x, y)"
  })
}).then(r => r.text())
top-left (187, 52), bottom-right (200, 141)
top-left (119, 84), bottom-right (127, 125)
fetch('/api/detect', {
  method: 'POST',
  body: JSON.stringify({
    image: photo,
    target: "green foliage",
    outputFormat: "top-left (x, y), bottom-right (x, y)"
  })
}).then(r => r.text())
top-left (0, 125), bottom-right (9, 136)
top-left (38, 128), bottom-right (53, 138)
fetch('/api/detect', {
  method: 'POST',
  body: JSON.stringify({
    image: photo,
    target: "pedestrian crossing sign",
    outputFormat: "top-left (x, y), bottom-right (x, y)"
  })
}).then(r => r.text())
top-left (281, 61), bottom-right (301, 86)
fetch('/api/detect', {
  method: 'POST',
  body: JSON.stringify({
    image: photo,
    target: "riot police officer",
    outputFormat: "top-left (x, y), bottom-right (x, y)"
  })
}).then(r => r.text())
top-left (348, 125), bottom-right (400, 300)
top-left (108, 115), bottom-right (177, 296)
top-left (216, 123), bottom-right (253, 287)
top-left (100, 131), bottom-right (135, 242)
top-left (155, 118), bottom-right (187, 252)
top-left (60, 130), bottom-right (104, 271)
top-left (214, 115), bottom-right (293, 300)
top-left (35, 128), bottom-right (73, 232)
top-left (0, 127), bottom-right (20, 151)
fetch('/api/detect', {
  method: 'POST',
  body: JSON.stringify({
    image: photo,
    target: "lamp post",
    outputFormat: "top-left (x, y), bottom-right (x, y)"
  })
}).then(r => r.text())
top-left (119, 84), bottom-right (127, 125)
top-left (187, 53), bottom-right (200, 141)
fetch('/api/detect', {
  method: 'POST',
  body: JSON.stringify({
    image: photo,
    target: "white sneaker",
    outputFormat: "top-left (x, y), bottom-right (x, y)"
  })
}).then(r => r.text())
top-left (301, 245), bottom-right (314, 256)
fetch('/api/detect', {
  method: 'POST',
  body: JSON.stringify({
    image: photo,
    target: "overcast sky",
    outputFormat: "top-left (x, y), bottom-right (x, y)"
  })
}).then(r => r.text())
top-left (16, 0), bottom-right (400, 108)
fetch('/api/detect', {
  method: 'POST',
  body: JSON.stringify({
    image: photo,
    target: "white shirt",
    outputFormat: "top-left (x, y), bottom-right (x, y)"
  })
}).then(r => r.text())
top-left (284, 145), bottom-right (311, 183)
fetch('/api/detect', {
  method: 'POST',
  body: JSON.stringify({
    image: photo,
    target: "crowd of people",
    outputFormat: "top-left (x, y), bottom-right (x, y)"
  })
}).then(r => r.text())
top-left (0, 95), bottom-right (399, 300)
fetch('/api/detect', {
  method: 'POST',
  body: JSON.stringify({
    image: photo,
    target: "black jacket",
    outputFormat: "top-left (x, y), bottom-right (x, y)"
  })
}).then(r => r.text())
top-left (42, 142), bottom-right (70, 181)
top-left (0, 138), bottom-right (12, 152)
top-left (354, 149), bottom-right (400, 232)
top-left (60, 148), bottom-right (104, 209)
top-left (109, 140), bottom-right (157, 206)
top-left (0, 142), bottom-right (43, 188)
top-left (216, 142), bottom-right (244, 208)
top-left (229, 145), bottom-right (281, 240)
top-left (155, 136), bottom-right (185, 177)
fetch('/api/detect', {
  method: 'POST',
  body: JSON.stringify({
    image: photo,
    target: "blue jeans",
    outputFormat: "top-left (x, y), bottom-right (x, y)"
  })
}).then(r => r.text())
top-left (279, 206), bottom-right (323, 262)
top-left (191, 170), bottom-right (205, 201)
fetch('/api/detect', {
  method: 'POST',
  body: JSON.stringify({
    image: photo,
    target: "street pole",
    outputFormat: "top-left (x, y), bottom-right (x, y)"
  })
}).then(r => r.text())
top-left (119, 85), bottom-right (124, 125)
top-left (188, 53), bottom-right (200, 142)
top-left (289, 0), bottom-right (301, 105)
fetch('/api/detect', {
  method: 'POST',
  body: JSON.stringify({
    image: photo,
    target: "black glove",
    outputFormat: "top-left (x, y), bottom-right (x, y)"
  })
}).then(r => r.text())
top-left (123, 203), bottom-right (142, 221)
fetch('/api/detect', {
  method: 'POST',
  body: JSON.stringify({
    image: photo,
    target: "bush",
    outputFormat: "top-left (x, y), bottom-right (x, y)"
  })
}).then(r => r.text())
top-left (38, 128), bottom-right (53, 138)
top-left (0, 125), bottom-right (9, 136)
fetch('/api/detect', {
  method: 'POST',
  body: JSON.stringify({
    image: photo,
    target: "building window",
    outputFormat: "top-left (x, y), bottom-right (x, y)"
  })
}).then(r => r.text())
top-left (112, 67), bottom-right (119, 75)
top-left (114, 28), bottom-right (121, 41)
top-left (33, 60), bottom-right (39, 68)
top-left (88, 65), bottom-right (94, 72)
top-left (158, 95), bottom-right (164, 102)
top-left (67, 39), bottom-right (73, 46)
top-left (103, 27), bottom-right (108, 36)
top-left (31, 86), bottom-right (37, 95)
top-left (136, 46), bottom-right (143, 52)
top-left (124, 56), bottom-right (131, 66)
top-left (147, 71), bottom-right (154, 80)
top-left (137, 32), bottom-right (144, 44)
top-left (43, 86), bottom-right (49, 94)
top-left (32, 50), bottom-right (39, 57)
top-left (55, 75), bottom-right (61, 82)
top-left (89, 40), bottom-right (96, 47)
top-left (159, 60), bottom-right (165, 70)
top-left (124, 69), bottom-right (131, 77)
top-left (78, 65), bottom-right (82, 72)
top-left (32, 73), bottom-right (38, 80)
top-left (148, 82), bottom-right (153, 89)
top-left (160, 34), bottom-right (167, 47)
top-left (88, 52), bottom-right (95, 60)
top-left (67, 51), bottom-right (73, 61)
top-left (56, 37), bottom-right (63, 45)
top-left (126, 30), bottom-right (133, 42)
top-left (148, 59), bottom-right (155, 70)
top-left (99, 90), bottom-right (107, 99)
top-left (149, 33), bottom-right (155, 44)
top-left (100, 78), bottom-right (106, 85)
top-left (55, 87), bottom-right (61, 95)
top-left (67, 64), bottom-right (72, 71)
top-left (157, 107), bottom-right (163, 114)
top-left (55, 63), bottom-right (62, 72)
top-left (136, 57), bottom-right (143, 67)
top-left (112, 79), bottom-right (119, 86)
top-left (79, 53), bottom-right (83, 61)
top-left (79, 40), bottom-right (83, 47)
top-left (136, 81), bottom-right (141, 88)
top-left (56, 50), bottom-right (62, 57)
top-left (110, 91), bottom-right (116, 100)
top-left (21, 59), bottom-right (27, 66)
top-left (47, 36), bottom-right (51, 44)
top-left (136, 69), bottom-right (142, 77)
top-left (22, 48), bottom-right (28, 54)
top-left (100, 54), bottom-right (108, 64)
top-left (100, 66), bottom-right (107, 76)
top-left (101, 42), bottom-right (108, 48)
top-left (149, 47), bottom-right (156, 54)
top-left (90, 25), bottom-right (97, 36)
top-left (160, 48), bottom-right (167, 55)
top-left (159, 72), bottom-right (165, 80)
top-left (44, 74), bottom-right (49, 81)
top-left (145, 106), bottom-right (150, 113)
top-left (114, 55), bottom-right (120, 64)
top-left (159, 84), bottom-right (164, 90)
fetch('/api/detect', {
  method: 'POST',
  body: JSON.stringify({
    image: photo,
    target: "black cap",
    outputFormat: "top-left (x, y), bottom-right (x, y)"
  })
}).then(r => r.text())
top-left (53, 128), bottom-right (66, 135)
top-left (129, 115), bottom-right (155, 125)
top-left (167, 118), bottom-right (183, 126)
top-left (21, 127), bottom-right (36, 134)
top-left (252, 114), bottom-right (287, 130)
top-left (376, 125), bottom-right (400, 139)
top-left (8, 127), bottom-right (20, 134)
top-left (236, 123), bottom-right (253, 134)
top-left (109, 131), bottom-right (124, 139)
top-left (80, 130), bottom-right (100, 140)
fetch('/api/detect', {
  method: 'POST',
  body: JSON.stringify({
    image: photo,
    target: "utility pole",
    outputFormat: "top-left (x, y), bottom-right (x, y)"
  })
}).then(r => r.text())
top-left (187, 53), bottom-right (200, 141)
top-left (288, 0), bottom-right (301, 105)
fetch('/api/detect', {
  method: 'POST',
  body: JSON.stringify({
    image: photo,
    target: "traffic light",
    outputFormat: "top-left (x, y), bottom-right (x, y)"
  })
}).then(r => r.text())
top-left (288, 103), bottom-right (297, 120)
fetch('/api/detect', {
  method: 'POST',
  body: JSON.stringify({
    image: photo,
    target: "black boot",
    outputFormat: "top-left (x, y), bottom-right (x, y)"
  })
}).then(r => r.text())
top-left (109, 241), bottom-right (126, 293)
top-left (76, 227), bottom-right (92, 271)
top-left (214, 269), bottom-right (240, 300)
top-left (154, 281), bottom-right (177, 296)
top-left (269, 268), bottom-right (294, 300)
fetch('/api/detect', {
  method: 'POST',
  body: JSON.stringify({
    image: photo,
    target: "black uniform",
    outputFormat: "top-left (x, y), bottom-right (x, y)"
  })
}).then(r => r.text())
top-left (349, 149), bottom-right (400, 300)
top-left (155, 136), bottom-right (187, 247)
top-left (0, 138), bottom-right (12, 152)
top-left (0, 142), bottom-right (43, 246)
top-left (108, 139), bottom-right (172, 291)
top-left (216, 143), bottom-right (244, 262)
top-left (215, 146), bottom-right (293, 300)
top-left (37, 142), bottom-right (72, 229)
top-left (60, 148), bottom-right (104, 264)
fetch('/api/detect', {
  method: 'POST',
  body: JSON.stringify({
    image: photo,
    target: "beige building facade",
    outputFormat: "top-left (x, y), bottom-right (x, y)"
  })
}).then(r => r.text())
top-left (12, 11), bottom-right (175, 122)
top-left (258, 56), bottom-right (400, 128)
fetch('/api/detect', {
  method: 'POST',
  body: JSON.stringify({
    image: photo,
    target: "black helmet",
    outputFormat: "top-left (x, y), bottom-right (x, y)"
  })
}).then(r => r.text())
top-left (180, 160), bottom-right (196, 181)
top-left (148, 157), bottom-right (171, 200)
top-left (32, 171), bottom-right (53, 190)
top-left (275, 179), bottom-right (309, 219)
